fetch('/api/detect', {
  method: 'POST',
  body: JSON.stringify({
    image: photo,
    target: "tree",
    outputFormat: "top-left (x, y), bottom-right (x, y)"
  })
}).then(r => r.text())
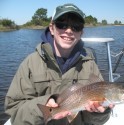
top-left (114, 20), bottom-right (118, 25)
top-left (0, 19), bottom-right (2, 25)
top-left (32, 8), bottom-right (47, 25)
top-left (85, 15), bottom-right (97, 25)
top-left (2, 19), bottom-right (13, 26)
top-left (102, 20), bottom-right (107, 25)
top-left (119, 21), bottom-right (122, 24)
top-left (114, 20), bottom-right (122, 25)
top-left (0, 18), bottom-right (19, 30)
top-left (1, 19), bottom-right (17, 28)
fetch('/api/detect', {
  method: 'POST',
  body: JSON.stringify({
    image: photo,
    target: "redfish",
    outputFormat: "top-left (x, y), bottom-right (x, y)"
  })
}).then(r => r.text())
top-left (37, 74), bottom-right (124, 124)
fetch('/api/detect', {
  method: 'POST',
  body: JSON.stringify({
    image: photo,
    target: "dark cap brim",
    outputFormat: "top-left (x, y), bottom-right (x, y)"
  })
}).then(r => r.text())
top-left (52, 10), bottom-right (85, 23)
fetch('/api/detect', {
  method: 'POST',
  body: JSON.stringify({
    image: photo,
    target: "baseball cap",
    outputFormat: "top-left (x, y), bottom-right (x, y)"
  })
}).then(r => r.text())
top-left (52, 3), bottom-right (85, 23)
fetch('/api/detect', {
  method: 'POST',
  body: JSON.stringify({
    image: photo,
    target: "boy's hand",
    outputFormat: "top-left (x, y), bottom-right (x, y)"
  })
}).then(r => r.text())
top-left (85, 101), bottom-right (114, 113)
top-left (46, 98), bottom-right (71, 119)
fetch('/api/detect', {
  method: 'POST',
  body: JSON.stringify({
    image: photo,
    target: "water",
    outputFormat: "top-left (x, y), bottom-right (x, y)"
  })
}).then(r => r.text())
top-left (0, 29), bottom-right (43, 124)
top-left (83, 26), bottom-right (124, 81)
top-left (0, 26), bottom-right (124, 124)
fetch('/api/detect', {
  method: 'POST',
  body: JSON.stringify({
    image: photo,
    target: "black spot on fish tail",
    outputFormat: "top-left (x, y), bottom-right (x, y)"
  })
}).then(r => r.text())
top-left (37, 104), bottom-right (52, 125)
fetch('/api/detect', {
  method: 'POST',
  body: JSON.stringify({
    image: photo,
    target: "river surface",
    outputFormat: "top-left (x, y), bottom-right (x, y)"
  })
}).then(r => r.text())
top-left (0, 26), bottom-right (124, 124)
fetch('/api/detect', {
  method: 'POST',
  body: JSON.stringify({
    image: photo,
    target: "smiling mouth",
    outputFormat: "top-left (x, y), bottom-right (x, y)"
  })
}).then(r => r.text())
top-left (61, 36), bottom-right (74, 41)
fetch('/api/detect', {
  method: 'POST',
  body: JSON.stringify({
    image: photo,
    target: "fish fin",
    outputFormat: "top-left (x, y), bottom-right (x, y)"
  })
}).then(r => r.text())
top-left (67, 112), bottom-right (78, 123)
top-left (88, 73), bottom-right (103, 84)
top-left (101, 98), bottom-right (112, 107)
top-left (37, 104), bottom-right (52, 124)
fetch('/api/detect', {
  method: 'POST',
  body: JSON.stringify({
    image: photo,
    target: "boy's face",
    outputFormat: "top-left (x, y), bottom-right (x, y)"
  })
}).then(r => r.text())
top-left (49, 13), bottom-right (83, 51)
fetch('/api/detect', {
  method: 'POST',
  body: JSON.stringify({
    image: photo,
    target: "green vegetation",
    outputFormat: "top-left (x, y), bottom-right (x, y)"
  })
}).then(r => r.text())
top-left (114, 20), bottom-right (122, 25)
top-left (21, 8), bottom-right (124, 28)
top-left (0, 8), bottom-right (123, 31)
top-left (101, 20), bottom-right (107, 25)
top-left (0, 18), bottom-right (19, 31)
top-left (85, 15), bottom-right (97, 26)
top-left (22, 8), bottom-right (51, 29)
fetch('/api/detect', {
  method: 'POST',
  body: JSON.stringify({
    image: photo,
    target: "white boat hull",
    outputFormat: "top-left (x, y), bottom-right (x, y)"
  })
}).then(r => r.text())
top-left (104, 104), bottom-right (124, 125)
top-left (4, 104), bottom-right (124, 125)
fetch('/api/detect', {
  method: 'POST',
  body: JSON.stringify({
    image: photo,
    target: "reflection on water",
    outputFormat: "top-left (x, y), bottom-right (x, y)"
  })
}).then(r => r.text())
top-left (0, 26), bottom-right (124, 124)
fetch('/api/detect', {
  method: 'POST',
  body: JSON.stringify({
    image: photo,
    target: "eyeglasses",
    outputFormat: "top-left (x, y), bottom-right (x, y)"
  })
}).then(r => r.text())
top-left (54, 21), bottom-right (84, 32)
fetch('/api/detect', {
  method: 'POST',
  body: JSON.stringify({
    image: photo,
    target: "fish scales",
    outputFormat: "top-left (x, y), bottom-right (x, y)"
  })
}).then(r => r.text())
top-left (37, 74), bottom-right (124, 124)
top-left (60, 82), bottom-right (123, 110)
top-left (53, 83), bottom-right (111, 115)
top-left (56, 83), bottom-right (84, 105)
top-left (52, 82), bottom-right (123, 115)
top-left (56, 83), bottom-right (106, 111)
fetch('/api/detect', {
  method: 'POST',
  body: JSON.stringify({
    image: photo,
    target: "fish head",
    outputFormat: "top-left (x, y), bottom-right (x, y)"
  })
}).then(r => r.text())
top-left (105, 83), bottom-right (124, 104)
top-left (112, 85), bottom-right (124, 104)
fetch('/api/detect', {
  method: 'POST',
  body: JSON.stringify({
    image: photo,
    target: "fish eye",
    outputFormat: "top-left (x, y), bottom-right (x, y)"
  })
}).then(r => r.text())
top-left (50, 108), bottom-right (52, 112)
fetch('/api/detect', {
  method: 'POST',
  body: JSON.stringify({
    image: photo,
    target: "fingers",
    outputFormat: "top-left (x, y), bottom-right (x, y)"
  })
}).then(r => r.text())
top-left (46, 98), bottom-right (71, 120)
top-left (85, 101), bottom-right (106, 113)
top-left (109, 104), bottom-right (115, 109)
top-left (93, 101), bottom-right (106, 112)
top-left (46, 98), bottom-right (58, 107)
top-left (53, 111), bottom-right (71, 119)
top-left (97, 106), bottom-right (106, 112)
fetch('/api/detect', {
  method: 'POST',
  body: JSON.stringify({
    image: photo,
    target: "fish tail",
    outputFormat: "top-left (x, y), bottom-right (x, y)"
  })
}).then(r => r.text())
top-left (37, 104), bottom-right (52, 124)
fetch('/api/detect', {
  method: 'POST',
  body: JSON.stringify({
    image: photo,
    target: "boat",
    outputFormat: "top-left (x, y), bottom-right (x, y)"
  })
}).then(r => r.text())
top-left (4, 119), bottom-right (10, 125)
top-left (4, 38), bottom-right (124, 125)
top-left (82, 38), bottom-right (124, 125)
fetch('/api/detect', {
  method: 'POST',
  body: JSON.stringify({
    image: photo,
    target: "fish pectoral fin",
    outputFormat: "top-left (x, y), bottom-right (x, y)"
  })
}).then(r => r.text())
top-left (100, 98), bottom-right (112, 107)
top-left (88, 73), bottom-right (103, 84)
top-left (67, 112), bottom-right (78, 123)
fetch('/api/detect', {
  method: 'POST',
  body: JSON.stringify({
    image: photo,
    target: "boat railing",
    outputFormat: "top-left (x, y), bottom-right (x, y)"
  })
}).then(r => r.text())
top-left (81, 37), bottom-right (122, 82)
top-left (112, 48), bottom-right (124, 73)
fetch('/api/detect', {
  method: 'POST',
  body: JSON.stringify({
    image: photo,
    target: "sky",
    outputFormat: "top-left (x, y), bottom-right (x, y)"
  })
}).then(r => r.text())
top-left (0, 0), bottom-right (124, 25)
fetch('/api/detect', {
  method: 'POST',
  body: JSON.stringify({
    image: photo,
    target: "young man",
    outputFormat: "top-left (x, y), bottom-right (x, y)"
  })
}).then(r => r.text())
top-left (5, 3), bottom-right (113, 125)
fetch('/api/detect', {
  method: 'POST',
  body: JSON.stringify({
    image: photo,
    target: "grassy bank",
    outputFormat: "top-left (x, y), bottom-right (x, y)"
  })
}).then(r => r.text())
top-left (0, 25), bottom-right (19, 32)
top-left (0, 25), bottom-right (46, 31)
top-left (21, 25), bottom-right (46, 30)
top-left (1, 24), bottom-right (124, 32)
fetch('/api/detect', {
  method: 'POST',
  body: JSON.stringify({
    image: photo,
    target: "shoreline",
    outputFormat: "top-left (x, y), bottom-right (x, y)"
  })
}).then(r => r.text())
top-left (1, 24), bottom-right (124, 32)
top-left (0, 27), bottom-right (19, 32)
top-left (0, 26), bottom-right (46, 32)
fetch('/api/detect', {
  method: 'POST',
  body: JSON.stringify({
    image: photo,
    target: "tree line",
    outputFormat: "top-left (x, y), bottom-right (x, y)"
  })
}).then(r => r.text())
top-left (0, 8), bottom-right (123, 29)
top-left (0, 18), bottom-right (19, 30)
top-left (23, 8), bottom-right (123, 26)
